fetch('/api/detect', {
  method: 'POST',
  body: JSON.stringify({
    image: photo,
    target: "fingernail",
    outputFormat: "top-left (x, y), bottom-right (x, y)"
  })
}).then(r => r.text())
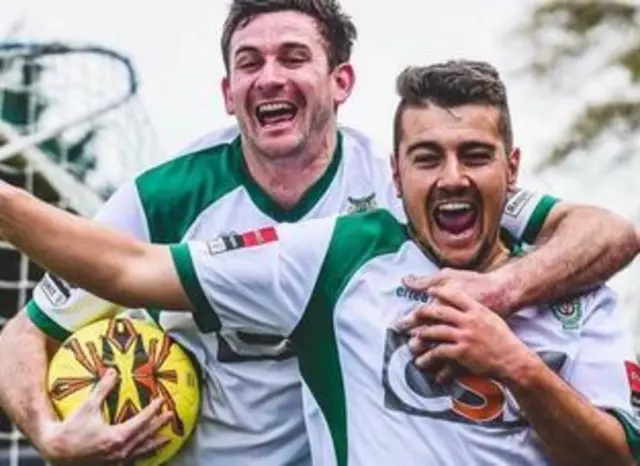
top-left (403, 275), bottom-right (416, 284)
top-left (408, 337), bottom-right (419, 352)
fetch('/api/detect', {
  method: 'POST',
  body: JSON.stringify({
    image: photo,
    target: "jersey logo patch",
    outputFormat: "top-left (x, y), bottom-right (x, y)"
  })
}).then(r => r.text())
top-left (40, 274), bottom-right (76, 307)
top-left (346, 193), bottom-right (377, 214)
top-left (205, 227), bottom-right (278, 256)
top-left (504, 189), bottom-right (534, 218)
top-left (625, 361), bottom-right (640, 413)
top-left (549, 298), bottom-right (582, 331)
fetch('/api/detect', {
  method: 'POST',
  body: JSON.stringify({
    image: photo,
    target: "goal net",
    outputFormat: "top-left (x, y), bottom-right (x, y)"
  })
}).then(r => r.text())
top-left (0, 41), bottom-right (160, 466)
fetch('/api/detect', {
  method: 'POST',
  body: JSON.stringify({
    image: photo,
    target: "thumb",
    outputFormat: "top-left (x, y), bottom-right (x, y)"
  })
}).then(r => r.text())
top-left (88, 368), bottom-right (119, 408)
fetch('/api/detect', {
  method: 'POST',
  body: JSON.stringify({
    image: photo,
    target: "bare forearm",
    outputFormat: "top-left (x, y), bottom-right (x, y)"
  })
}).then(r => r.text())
top-left (0, 187), bottom-right (142, 301)
top-left (504, 356), bottom-right (633, 466)
top-left (0, 313), bottom-right (59, 452)
top-left (496, 205), bottom-right (637, 314)
top-left (0, 186), bottom-right (185, 310)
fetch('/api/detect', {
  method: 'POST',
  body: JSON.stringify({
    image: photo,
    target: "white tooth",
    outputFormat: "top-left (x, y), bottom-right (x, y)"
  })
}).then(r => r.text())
top-left (439, 202), bottom-right (472, 212)
top-left (259, 102), bottom-right (292, 113)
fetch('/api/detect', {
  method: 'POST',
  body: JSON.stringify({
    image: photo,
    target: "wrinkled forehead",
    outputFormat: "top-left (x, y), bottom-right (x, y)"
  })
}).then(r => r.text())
top-left (229, 10), bottom-right (327, 55)
top-left (400, 103), bottom-right (503, 152)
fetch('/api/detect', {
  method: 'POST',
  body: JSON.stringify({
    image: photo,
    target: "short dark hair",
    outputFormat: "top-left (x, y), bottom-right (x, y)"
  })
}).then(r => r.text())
top-left (221, 0), bottom-right (357, 72)
top-left (392, 60), bottom-right (513, 155)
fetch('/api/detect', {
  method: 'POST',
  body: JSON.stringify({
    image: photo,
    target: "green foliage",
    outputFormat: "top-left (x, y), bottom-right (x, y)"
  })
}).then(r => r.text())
top-left (517, 1), bottom-right (640, 170)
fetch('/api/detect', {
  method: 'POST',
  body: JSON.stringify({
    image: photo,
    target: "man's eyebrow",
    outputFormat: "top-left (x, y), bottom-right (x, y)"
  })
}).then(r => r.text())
top-left (233, 45), bottom-right (260, 58)
top-left (406, 141), bottom-right (441, 155)
top-left (458, 141), bottom-right (496, 152)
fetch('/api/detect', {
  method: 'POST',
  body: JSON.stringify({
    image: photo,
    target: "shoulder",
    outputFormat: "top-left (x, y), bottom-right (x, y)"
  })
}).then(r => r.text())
top-left (329, 209), bottom-right (408, 261)
top-left (133, 126), bottom-right (243, 241)
top-left (339, 125), bottom-right (389, 165)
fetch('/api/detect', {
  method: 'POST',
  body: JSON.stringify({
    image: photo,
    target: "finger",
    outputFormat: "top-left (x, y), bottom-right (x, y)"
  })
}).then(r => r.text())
top-left (414, 342), bottom-right (457, 370)
top-left (397, 303), bottom-right (462, 332)
top-left (124, 409), bottom-right (174, 457)
top-left (435, 363), bottom-right (459, 385)
top-left (128, 435), bottom-right (171, 460)
top-left (428, 284), bottom-right (480, 312)
top-left (87, 368), bottom-right (119, 408)
top-left (402, 274), bottom-right (443, 291)
top-left (409, 324), bottom-right (458, 352)
top-left (116, 397), bottom-right (166, 442)
top-left (413, 303), bottom-right (466, 327)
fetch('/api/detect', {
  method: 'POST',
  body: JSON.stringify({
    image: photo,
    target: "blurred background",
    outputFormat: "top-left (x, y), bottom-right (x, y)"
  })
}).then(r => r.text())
top-left (0, 1), bottom-right (638, 464)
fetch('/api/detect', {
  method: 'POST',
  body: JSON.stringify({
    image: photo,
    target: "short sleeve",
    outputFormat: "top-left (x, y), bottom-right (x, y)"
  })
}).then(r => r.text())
top-left (565, 287), bottom-right (640, 457)
top-left (170, 216), bottom-right (337, 337)
top-left (25, 180), bottom-right (150, 341)
top-left (500, 188), bottom-right (559, 244)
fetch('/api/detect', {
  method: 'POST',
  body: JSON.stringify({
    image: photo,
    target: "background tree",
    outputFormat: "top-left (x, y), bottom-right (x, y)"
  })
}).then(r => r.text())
top-left (513, 0), bottom-right (640, 339)
top-left (515, 1), bottom-right (640, 170)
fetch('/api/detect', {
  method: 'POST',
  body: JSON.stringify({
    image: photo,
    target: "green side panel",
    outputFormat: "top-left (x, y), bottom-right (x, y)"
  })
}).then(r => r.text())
top-left (291, 210), bottom-right (408, 466)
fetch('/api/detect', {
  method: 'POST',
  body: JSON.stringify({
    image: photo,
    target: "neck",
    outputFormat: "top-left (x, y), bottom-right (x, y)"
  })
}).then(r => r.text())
top-left (241, 130), bottom-right (337, 209)
top-left (410, 228), bottom-right (511, 272)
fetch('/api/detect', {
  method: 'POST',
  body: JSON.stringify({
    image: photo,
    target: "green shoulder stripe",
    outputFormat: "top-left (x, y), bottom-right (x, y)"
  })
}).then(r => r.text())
top-left (136, 140), bottom-right (242, 326)
top-left (291, 209), bottom-right (409, 466)
top-left (521, 195), bottom-right (559, 244)
top-left (169, 244), bottom-right (221, 332)
top-left (25, 301), bottom-right (71, 342)
top-left (135, 140), bottom-right (243, 244)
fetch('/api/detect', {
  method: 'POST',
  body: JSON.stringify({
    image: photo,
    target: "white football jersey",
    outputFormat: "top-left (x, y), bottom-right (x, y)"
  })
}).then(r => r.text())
top-left (28, 126), bottom-right (559, 465)
top-left (170, 210), bottom-right (640, 466)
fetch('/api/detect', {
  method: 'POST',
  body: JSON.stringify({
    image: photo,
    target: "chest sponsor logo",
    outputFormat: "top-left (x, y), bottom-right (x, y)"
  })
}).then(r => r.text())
top-left (346, 193), bottom-right (377, 214)
top-left (40, 274), bottom-right (75, 307)
top-left (550, 297), bottom-right (582, 331)
top-left (504, 189), bottom-right (534, 218)
top-left (395, 286), bottom-right (431, 304)
top-left (205, 226), bottom-right (278, 256)
top-left (382, 327), bottom-right (567, 426)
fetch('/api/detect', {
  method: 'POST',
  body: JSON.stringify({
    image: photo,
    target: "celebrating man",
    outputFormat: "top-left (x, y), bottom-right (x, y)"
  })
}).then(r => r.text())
top-left (0, 60), bottom-right (638, 465)
top-left (0, 1), bottom-right (638, 465)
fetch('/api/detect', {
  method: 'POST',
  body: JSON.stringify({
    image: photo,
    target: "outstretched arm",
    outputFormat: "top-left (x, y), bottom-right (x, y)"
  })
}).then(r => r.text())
top-left (0, 183), bottom-right (190, 311)
top-left (403, 200), bottom-right (638, 316)
top-left (495, 201), bottom-right (638, 312)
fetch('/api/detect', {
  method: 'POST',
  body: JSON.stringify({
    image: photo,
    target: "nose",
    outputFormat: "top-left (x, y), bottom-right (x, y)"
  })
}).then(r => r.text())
top-left (437, 157), bottom-right (470, 190)
top-left (255, 58), bottom-right (285, 93)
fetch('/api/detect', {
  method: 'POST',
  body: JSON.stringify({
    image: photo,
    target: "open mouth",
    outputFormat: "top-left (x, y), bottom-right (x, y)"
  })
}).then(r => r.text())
top-left (255, 101), bottom-right (298, 127)
top-left (433, 201), bottom-right (479, 236)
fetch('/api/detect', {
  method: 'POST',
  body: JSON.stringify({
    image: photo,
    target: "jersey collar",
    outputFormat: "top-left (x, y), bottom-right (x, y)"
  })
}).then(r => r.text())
top-left (230, 131), bottom-right (344, 222)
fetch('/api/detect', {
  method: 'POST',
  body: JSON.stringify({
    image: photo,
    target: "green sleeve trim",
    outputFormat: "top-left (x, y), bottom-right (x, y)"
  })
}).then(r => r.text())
top-left (521, 195), bottom-right (559, 245)
top-left (169, 244), bottom-right (221, 332)
top-left (606, 408), bottom-right (640, 460)
top-left (25, 300), bottom-right (71, 342)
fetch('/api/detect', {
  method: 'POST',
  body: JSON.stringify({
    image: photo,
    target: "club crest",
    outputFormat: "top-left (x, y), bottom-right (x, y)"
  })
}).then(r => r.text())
top-left (346, 193), bottom-right (377, 214)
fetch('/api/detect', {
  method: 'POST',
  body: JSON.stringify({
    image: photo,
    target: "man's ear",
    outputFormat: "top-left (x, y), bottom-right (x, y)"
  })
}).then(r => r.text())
top-left (221, 76), bottom-right (235, 115)
top-left (391, 152), bottom-right (402, 198)
top-left (331, 63), bottom-right (356, 109)
top-left (506, 147), bottom-right (521, 189)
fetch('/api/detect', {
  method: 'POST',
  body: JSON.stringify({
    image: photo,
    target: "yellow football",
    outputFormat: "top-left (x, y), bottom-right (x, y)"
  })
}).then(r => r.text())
top-left (47, 317), bottom-right (201, 465)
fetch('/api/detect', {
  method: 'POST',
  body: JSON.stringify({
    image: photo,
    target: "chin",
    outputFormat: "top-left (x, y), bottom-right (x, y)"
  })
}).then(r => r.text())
top-left (433, 248), bottom-right (482, 270)
top-left (258, 135), bottom-right (305, 158)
